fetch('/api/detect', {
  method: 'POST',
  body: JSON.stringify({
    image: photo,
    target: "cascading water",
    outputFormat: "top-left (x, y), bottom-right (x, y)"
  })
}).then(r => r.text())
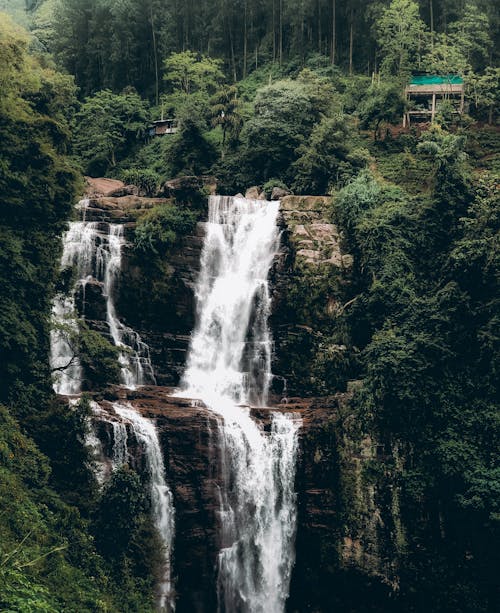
top-left (50, 200), bottom-right (156, 392)
top-left (51, 200), bottom-right (174, 610)
top-left (113, 402), bottom-right (175, 612)
top-left (179, 195), bottom-right (301, 613)
top-left (50, 293), bottom-right (83, 395)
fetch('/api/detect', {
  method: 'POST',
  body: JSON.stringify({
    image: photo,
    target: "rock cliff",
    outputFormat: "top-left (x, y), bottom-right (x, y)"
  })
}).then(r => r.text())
top-left (85, 385), bottom-right (401, 613)
top-left (75, 183), bottom-right (401, 612)
top-left (78, 187), bottom-right (351, 393)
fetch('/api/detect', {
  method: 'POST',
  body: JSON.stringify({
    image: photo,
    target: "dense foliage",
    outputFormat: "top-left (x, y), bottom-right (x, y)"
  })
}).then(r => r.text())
top-left (329, 130), bottom-right (499, 612)
top-left (0, 13), bottom-right (161, 609)
top-left (12, 0), bottom-right (498, 98)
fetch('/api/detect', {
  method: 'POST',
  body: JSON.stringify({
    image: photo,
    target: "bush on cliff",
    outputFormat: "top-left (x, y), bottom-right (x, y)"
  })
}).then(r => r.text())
top-left (93, 466), bottom-right (162, 609)
top-left (120, 168), bottom-right (161, 197)
top-left (134, 202), bottom-right (198, 256)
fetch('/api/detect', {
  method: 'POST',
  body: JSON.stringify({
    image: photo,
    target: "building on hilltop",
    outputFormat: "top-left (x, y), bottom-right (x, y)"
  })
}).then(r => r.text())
top-left (403, 75), bottom-right (465, 127)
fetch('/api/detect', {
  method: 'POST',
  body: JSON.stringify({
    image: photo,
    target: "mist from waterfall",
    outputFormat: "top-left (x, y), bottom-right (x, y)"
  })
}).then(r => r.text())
top-left (50, 200), bottom-right (156, 393)
top-left (179, 195), bottom-right (301, 613)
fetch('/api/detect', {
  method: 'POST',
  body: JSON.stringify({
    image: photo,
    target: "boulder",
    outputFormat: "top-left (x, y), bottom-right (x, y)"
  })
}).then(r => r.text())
top-left (84, 177), bottom-right (125, 197)
top-left (245, 186), bottom-right (261, 199)
top-left (271, 186), bottom-right (291, 200)
top-left (162, 175), bottom-right (217, 198)
top-left (280, 195), bottom-right (330, 211)
top-left (75, 278), bottom-right (106, 321)
top-left (84, 195), bottom-right (170, 222)
top-left (106, 184), bottom-right (139, 197)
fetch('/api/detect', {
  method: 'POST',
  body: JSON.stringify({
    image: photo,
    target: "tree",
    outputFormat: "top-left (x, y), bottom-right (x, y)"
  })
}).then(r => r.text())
top-left (210, 85), bottom-right (243, 154)
top-left (467, 67), bottom-right (500, 124)
top-left (163, 50), bottom-right (224, 96)
top-left (423, 33), bottom-right (471, 77)
top-left (0, 13), bottom-right (79, 408)
top-left (376, 0), bottom-right (427, 78)
top-left (165, 100), bottom-right (217, 177)
top-left (358, 84), bottom-right (406, 140)
top-left (73, 89), bottom-right (149, 174)
top-left (238, 77), bottom-right (326, 184)
top-left (292, 114), bottom-right (353, 194)
top-left (448, 2), bottom-right (492, 72)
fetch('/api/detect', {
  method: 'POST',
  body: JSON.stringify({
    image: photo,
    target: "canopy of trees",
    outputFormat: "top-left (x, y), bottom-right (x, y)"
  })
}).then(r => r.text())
top-left (6, 0), bottom-right (495, 98)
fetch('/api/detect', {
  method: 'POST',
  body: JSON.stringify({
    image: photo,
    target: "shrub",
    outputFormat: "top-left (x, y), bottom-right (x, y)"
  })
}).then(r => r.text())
top-left (134, 203), bottom-right (197, 256)
top-left (78, 325), bottom-right (121, 389)
top-left (120, 168), bottom-right (160, 197)
top-left (262, 179), bottom-right (289, 199)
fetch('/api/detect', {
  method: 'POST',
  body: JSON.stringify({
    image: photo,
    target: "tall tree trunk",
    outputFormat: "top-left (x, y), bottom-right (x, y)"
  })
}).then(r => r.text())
top-left (272, 0), bottom-right (276, 63)
top-left (150, 2), bottom-right (159, 107)
top-left (349, 9), bottom-right (354, 75)
top-left (429, 0), bottom-right (434, 48)
top-left (229, 19), bottom-right (237, 82)
top-left (317, 0), bottom-right (321, 53)
top-left (301, 0), bottom-right (305, 64)
top-left (279, 0), bottom-right (283, 66)
top-left (243, 0), bottom-right (248, 77)
top-left (331, 0), bottom-right (336, 65)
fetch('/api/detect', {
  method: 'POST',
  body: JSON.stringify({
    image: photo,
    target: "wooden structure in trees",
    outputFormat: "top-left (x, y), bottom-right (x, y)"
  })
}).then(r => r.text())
top-left (403, 75), bottom-right (465, 127)
top-left (148, 118), bottom-right (178, 136)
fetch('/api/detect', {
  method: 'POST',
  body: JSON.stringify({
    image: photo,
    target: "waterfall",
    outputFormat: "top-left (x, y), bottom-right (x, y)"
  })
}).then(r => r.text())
top-left (50, 200), bottom-right (156, 392)
top-left (50, 293), bottom-right (83, 395)
top-left (113, 402), bottom-right (175, 612)
top-left (179, 195), bottom-right (301, 613)
top-left (51, 201), bottom-right (174, 609)
top-left (86, 399), bottom-right (176, 610)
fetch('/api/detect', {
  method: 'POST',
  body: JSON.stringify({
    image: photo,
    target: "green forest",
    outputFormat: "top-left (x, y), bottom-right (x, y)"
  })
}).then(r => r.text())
top-left (0, 0), bottom-right (498, 611)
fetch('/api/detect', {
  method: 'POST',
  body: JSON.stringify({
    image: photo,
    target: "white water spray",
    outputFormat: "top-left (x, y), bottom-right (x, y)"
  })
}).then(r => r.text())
top-left (50, 200), bottom-right (156, 392)
top-left (50, 293), bottom-right (83, 395)
top-left (113, 402), bottom-right (175, 612)
top-left (180, 196), bottom-right (301, 613)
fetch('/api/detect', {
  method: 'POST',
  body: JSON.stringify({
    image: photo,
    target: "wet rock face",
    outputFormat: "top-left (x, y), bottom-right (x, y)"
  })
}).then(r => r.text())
top-left (77, 186), bottom-right (349, 392)
top-left (90, 389), bottom-right (316, 612)
top-left (92, 388), bottom-right (221, 611)
top-left (76, 182), bottom-right (205, 386)
top-left (117, 227), bottom-right (204, 386)
top-left (89, 389), bottom-right (398, 613)
top-left (269, 194), bottom-right (353, 396)
top-left (278, 195), bottom-right (347, 268)
top-left (75, 279), bottom-right (106, 321)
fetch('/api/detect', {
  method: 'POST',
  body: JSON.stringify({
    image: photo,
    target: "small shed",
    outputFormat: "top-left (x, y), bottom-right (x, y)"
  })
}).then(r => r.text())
top-left (403, 75), bottom-right (465, 127)
top-left (148, 118), bottom-right (178, 137)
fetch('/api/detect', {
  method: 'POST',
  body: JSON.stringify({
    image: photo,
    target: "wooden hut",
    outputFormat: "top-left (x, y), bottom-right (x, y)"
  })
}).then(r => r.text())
top-left (403, 75), bottom-right (465, 127)
top-left (148, 118), bottom-right (178, 137)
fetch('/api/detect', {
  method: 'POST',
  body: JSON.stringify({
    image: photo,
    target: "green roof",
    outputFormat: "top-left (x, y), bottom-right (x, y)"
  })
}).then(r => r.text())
top-left (410, 75), bottom-right (463, 85)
